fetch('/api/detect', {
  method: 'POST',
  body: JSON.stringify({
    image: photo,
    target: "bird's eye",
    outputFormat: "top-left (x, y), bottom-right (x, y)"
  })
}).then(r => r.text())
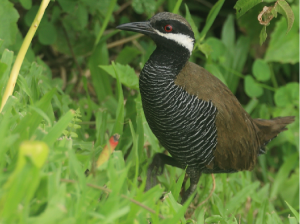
top-left (164, 24), bottom-right (173, 32)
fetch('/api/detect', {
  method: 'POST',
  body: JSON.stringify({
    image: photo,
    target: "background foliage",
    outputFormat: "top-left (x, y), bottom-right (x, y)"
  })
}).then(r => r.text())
top-left (0, 0), bottom-right (299, 223)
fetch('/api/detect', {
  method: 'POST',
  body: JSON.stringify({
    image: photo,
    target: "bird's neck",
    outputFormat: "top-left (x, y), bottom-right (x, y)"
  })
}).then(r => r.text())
top-left (142, 45), bottom-right (190, 80)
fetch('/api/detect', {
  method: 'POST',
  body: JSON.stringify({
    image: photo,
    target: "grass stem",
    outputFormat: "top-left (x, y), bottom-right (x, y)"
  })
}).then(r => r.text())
top-left (0, 0), bottom-right (50, 112)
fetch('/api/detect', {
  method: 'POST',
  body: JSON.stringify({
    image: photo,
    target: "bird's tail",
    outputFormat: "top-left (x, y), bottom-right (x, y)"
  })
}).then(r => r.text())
top-left (253, 116), bottom-right (295, 145)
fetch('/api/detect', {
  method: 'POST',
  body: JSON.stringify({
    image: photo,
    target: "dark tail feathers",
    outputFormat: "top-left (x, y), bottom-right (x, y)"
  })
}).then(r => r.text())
top-left (253, 116), bottom-right (295, 145)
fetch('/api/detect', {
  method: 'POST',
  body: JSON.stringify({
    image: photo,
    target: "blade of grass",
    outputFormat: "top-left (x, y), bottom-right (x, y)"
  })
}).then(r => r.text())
top-left (95, 0), bottom-right (117, 45)
top-left (172, 0), bottom-right (183, 14)
top-left (42, 110), bottom-right (74, 146)
top-left (112, 61), bottom-right (124, 136)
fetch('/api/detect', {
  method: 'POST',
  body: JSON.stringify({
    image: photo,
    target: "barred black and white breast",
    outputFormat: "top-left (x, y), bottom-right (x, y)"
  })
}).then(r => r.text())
top-left (139, 60), bottom-right (218, 170)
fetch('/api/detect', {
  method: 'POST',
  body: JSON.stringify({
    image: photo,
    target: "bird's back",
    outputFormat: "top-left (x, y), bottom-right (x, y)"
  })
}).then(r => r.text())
top-left (175, 62), bottom-right (294, 172)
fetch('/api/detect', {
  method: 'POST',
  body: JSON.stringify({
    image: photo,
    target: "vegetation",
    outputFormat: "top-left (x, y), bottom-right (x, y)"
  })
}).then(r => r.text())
top-left (0, 0), bottom-right (298, 223)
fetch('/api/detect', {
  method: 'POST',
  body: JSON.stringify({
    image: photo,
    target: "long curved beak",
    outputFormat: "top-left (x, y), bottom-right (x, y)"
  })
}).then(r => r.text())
top-left (116, 21), bottom-right (154, 35)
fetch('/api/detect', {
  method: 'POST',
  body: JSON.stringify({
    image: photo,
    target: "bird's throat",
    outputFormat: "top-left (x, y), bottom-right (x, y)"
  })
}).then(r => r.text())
top-left (142, 45), bottom-right (190, 80)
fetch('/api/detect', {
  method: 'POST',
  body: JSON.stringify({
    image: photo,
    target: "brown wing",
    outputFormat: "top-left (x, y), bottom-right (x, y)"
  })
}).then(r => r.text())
top-left (174, 62), bottom-right (260, 171)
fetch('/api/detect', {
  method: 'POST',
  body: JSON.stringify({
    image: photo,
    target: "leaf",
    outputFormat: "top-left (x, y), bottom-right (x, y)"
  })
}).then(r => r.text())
top-left (38, 21), bottom-right (57, 45)
top-left (76, 6), bottom-right (88, 30)
top-left (88, 42), bottom-right (112, 101)
top-left (198, 43), bottom-right (212, 58)
top-left (252, 59), bottom-right (271, 81)
top-left (99, 63), bottom-right (139, 90)
top-left (255, 199), bottom-right (268, 224)
top-left (132, 0), bottom-right (156, 16)
top-left (42, 110), bottom-right (74, 146)
top-left (205, 64), bottom-right (227, 86)
top-left (285, 201), bottom-right (299, 222)
top-left (96, 134), bottom-right (120, 167)
top-left (260, 26), bottom-right (267, 45)
top-left (234, 0), bottom-right (263, 18)
top-left (205, 37), bottom-right (226, 61)
top-left (226, 182), bottom-right (260, 213)
top-left (270, 153), bottom-right (298, 198)
top-left (185, 4), bottom-right (199, 40)
top-left (199, 0), bottom-right (225, 41)
top-left (264, 5), bottom-right (299, 64)
top-left (57, 0), bottom-right (77, 13)
top-left (274, 82), bottom-right (299, 107)
top-left (115, 46), bottom-right (141, 65)
top-left (205, 215), bottom-right (225, 223)
top-left (111, 62), bottom-right (124, 135)
top-left (19, 0), bottom-right (32, 10)
top-left (172, 0), bottom-right (183, 14)
top-left (244, 75), bottom-right (263, 97)
top-left (277, 0), bottom-right (295, 34)
top-left (0, 0), bottom-right (19, 50)
top-left (17, 141), bottom-right (49, 170)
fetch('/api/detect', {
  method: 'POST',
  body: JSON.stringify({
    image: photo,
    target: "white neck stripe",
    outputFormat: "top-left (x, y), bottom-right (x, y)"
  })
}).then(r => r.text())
top-left (154, 30), bottom-right (194, 55)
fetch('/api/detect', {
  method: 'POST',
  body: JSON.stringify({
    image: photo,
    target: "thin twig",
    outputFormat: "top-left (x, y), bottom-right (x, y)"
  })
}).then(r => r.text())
top-left (60, 178), bottom-right (165, 219)
top-left (197, 174), bottom-right (215, 207)
top-left (107, 34), bottom-right (144, 49)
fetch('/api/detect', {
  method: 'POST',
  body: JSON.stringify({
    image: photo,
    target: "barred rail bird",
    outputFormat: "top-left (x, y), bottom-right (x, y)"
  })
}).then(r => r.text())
top-left (117, 12), bottom-right (295, 204)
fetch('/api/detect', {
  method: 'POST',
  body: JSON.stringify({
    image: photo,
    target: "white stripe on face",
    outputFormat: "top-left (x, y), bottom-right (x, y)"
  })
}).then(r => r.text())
top-left (154, 30), bottom-right (194, 54)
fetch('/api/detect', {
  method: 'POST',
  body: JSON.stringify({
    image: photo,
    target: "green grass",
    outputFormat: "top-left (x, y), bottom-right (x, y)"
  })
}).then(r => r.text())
top-left (0, 0), bottom-right (299, 223)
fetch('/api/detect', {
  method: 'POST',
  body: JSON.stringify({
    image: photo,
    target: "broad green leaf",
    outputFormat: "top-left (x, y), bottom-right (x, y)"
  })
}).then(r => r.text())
top-left (205, 37), bottom-right (226, 61)
top-left (38, 21), bottom-right (57, 45)
top-left (244, 75), bottom-right (263, 97)
top-left (198, 43), bottom-right (212, 58)
top-left (274, 82), bottom-right (299, 107)
top-left (77, 6), bottom-right (88, 30)
top-left (199, 0), bottom-right (225, 41)
top-left (132, 0), bottom-right (156, 16)
top-left (277, 0), bottom-right (295, 33)
top-left (252, 59), bottom-right (271, 81)
top-left (24, 5), bottom-right (39, 27)
top-left (285, 201), bottom-right (299, 222)
top-left (264, 5), bottom-right (299, 63)
top-left (0, 0), bottom-right (19, 50)
top-left (234, 0), bottom-right (263, 18)
top-left (0, 49), bottom-right (13, 77)
top-left (17, 141), bottom-right (49, 170)
top-left (100, 63), bottom-right (139, 90)
top-left (20, 0), bottom-right (32, 10)
top-left (115, 46), bottom-right (141, 65)
top-left (57, 0), bottom-right (77, 13)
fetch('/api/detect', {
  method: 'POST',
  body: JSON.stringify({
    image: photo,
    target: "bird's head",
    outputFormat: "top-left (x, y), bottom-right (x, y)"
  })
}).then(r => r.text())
top-left (117, 12), bottom-right (195, 55)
